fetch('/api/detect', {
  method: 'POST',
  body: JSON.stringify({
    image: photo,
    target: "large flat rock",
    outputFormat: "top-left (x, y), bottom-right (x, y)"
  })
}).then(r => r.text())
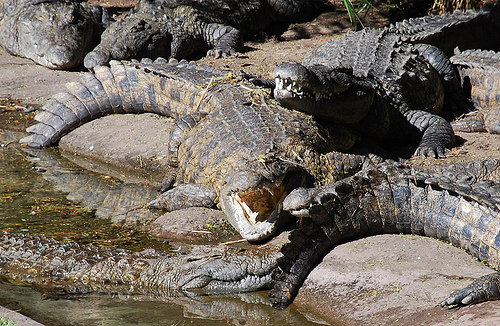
top-left (294, 234), bottom-right (500, 325)
top-left (58, 113), bottom-right (175, 185)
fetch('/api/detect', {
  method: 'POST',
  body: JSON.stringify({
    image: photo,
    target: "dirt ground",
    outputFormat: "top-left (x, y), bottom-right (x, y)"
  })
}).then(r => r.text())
top-left (1, 0), bottom-right (500, 325)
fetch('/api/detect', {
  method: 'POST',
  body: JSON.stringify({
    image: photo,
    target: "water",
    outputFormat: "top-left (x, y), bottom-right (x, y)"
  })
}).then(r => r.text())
top-left (0, 125), bottom-right (333, 325)
top-left (0, 129), bottom-right (169, 251)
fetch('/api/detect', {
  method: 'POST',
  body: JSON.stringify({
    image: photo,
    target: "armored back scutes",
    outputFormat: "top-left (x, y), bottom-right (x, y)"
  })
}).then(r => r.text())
top-left (271, 160), bottom-right (500, 308)
top-left (388, 2), bottom-right (500, 55)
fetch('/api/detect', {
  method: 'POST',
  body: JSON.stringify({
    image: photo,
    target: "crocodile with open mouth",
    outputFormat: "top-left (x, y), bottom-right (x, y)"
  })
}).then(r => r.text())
top-left (268, 2), bottom-right (500, 158)
top-left (19, 58), bottom-right (375, 241)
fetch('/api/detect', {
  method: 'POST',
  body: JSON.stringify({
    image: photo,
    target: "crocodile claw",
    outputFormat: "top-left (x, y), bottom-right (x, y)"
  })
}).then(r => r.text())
top-left (207, 47), bottom-right (238, 59)
top-left (441, 272), bottom-right (500, 308)
top-left (414, 145), bottom-right (449, 158)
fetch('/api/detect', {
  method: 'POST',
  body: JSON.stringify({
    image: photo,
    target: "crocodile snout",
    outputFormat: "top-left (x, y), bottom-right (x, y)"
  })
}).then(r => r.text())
top-left (220, 169), bottom-right (307, 241)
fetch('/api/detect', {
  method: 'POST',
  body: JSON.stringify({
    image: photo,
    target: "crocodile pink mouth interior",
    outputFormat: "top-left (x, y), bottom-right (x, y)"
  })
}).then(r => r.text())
top-left (233, 185), bottom-right (286, 224)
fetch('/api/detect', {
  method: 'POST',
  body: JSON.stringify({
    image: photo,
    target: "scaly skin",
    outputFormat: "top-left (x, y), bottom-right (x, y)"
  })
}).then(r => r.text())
top-left (387, 2), bottom-right (500, 56)
top-left (0, 0), bottom-right (107, 70)
top-left (20, 58), bottom-right (374, 241)
top-left (0, 232), bottom-right (279, 296)
top-left (270, 3), bottom-right (500, 158)
top-left (450, 49), bottom-right (500, 134)
top-left (0, 160), bottom-right (498, 304)
top-left (84, 0), bottom-right (327, 69)
top-left (270, 159), bottom-right (500, 309)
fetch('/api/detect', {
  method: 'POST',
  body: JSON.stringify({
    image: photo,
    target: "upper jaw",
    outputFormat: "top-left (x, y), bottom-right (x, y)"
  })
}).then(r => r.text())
top-left (274, 76), bottom-right (314, 101)
top-left (219, 170), bottom-right (307, 241)
top-left (273, 62), bottom-right (318, 103)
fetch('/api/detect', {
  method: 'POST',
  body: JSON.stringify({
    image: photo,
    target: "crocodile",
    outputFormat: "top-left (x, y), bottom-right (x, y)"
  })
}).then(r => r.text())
top-left (270, 159), bottom-right (500, 309)
top-left (0, 159), bottom-right (499, 307)
top-left (0, 232), bottom-right (279, 296)
top-left (83, 0), bottom-right (327, 69)
top-left (0, 0), bottom-right (108, 70)
top-left (450, 48), bottom-right (500, 134)
top-left (19, 58), bottom-right (377, 241)
top-left (266, 2), bottom-right (500, 158)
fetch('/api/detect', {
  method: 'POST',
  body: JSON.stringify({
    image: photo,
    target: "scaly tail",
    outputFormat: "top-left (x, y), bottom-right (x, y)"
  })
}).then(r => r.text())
top-left (271, 160), bottom-right (500, 308)
top-left (20, 58), bottom-right (225, 148)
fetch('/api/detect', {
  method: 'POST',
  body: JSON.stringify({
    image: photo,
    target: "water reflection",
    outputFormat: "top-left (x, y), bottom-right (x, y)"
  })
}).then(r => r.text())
top-left (0, 128), bottom-right (169, 251)
top-left (0, 128), bottom-right (334, 325)
top-left (0, 282), bottom-right (331, 325)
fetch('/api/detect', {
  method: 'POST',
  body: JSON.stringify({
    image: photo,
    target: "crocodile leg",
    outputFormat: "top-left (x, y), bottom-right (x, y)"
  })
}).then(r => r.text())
top-left (441, 272), bottom-right (500, 307)
top-left (148, 183), bottom-right (217, 211)
top-left (168, 113), bottom-right (208, 167)
top-left (402, 109), bottom-right (454, 158)
top-left (414, 43), bottom-right (474, 116)
top-left (203, 23), bottom-right (242, 59)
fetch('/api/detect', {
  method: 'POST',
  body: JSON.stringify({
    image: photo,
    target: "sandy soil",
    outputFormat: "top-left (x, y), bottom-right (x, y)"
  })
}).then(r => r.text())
top-left (1, 1), bottom-right (500, 325)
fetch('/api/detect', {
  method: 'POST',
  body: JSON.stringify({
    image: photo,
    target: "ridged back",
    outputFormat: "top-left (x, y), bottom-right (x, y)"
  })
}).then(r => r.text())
top-left (173, 83), bottom-right (336, 190)
top-left (303, 28), bottom-right (444, 114)
top-left (388, 3), bottom-right (500, 55)
top-left (304, 29), bottom-right (413, 79)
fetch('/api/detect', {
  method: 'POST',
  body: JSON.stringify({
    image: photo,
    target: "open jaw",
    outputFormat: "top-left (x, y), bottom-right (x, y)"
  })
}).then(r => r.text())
top-left (272, 62), bottom-right (353, 120)
top-left (273, 62), bottom-right (320, 110)
top-left (220, 170), bottom-right (308, 241)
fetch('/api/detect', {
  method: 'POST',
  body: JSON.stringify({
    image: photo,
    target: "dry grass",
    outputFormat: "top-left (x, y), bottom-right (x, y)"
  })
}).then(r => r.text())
top-left (432, 0), bottom-right (487, 12)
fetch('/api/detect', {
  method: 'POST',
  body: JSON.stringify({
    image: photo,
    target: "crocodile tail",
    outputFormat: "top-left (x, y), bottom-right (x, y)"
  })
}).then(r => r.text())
top-left (20, 58), bottom-right (223, 148)
top-left (269, 203), bottom-right (342, 309)
top-left (272, 161), bottom-right (500, 308)
top-left (19, 58), bottom-right (163, 148)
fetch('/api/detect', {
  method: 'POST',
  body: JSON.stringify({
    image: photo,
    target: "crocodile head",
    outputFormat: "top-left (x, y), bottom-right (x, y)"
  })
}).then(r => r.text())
top-left (14, 2), bottom-right (103, 69)
top-left (219, 168), bottom-right (308, 241)
top-left (273, 62), bottom-right (375, 124)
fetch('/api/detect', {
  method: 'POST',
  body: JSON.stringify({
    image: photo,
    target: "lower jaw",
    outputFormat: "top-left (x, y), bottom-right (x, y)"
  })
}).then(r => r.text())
top-left (222, 197), bottom-right (289, 241)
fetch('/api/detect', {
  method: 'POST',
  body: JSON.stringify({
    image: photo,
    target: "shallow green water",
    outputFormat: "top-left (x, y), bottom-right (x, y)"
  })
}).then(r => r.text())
top-left (0, 128), bottom-right (334, 325)
top-left (0, 130), bottom-right (170, 252)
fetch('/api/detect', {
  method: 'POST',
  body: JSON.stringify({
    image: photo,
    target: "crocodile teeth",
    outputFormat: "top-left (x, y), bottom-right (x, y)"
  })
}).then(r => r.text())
top-left (234, 194), bottom-right (260, 224)
top-left (240, 201), bottom-right (259, 224)
top-left (275, 77), bottom-right (283, 89)
top-left (276, 77), bottom-right (307, 99)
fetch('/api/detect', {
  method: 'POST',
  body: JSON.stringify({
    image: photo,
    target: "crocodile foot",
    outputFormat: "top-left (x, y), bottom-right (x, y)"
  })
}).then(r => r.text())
top-left (441, 272), bottom-right (500, 308)
top-left (207, 47), bottom-right (238, 59)
top-left (414, 143), bottom-right (450, 159)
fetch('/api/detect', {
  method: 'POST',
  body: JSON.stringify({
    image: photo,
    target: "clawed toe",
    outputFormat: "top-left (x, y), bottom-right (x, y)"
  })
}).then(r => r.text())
top-left (441, 273), bottom-right (500, 308)
top-left (414, 146), bottom-right (449, 159)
